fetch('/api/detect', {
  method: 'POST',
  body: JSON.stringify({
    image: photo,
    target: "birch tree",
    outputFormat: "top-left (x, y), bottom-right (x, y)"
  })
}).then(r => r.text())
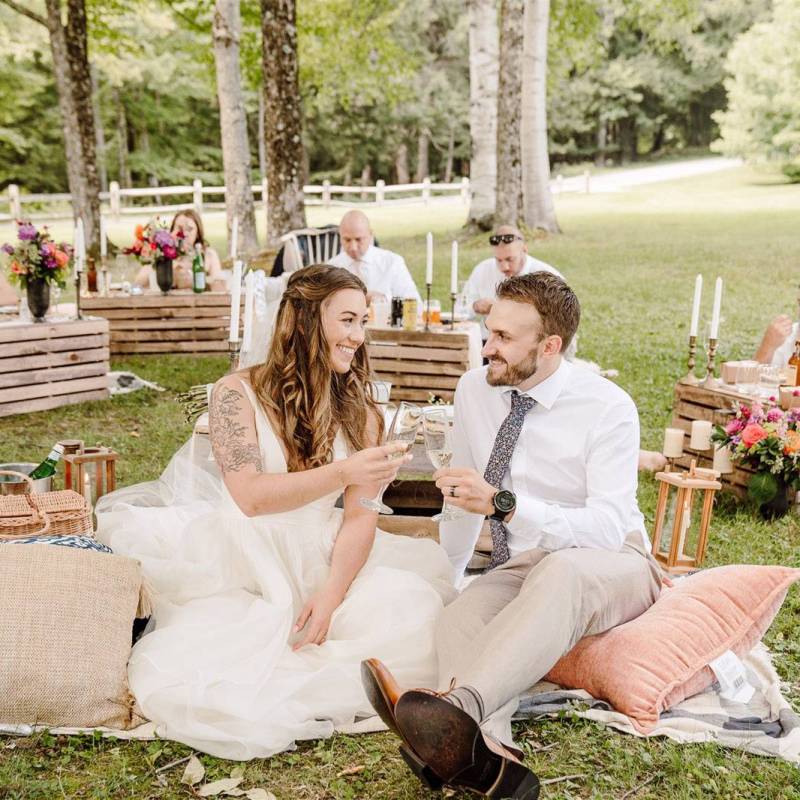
top-left (495, 0), bottom-right (524, 227)
top-left (261, 0), bottom-right (306, 244)
top-left (466, 0), bottom-right (498, 231)
top-left (213, 0), bottom-right (258, 257)
top-left (521, 0), bottom-right (559, 232)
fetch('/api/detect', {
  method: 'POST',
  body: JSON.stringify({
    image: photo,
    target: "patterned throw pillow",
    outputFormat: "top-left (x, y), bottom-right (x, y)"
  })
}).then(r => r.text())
top-left (2, 535), bottom-right (112, 554)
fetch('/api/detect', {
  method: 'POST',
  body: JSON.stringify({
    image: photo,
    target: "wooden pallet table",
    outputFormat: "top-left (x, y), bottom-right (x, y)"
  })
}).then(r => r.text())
top-left (82, 291), bottom-right (243, 356)
top-left (367, 323), bottom-right (481, 403)
top-left (671, 380), bottom-right (755, 497)
top-left (0, 317), bottom-right (110, 418)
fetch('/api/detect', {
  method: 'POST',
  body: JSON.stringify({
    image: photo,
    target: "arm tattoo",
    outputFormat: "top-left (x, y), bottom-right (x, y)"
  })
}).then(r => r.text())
top-left (209, 386), bottom-right (264, 474)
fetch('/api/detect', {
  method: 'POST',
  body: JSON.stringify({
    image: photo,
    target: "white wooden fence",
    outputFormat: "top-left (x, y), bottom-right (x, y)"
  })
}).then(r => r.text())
top-left (0, 177), bottom-right (472, 223)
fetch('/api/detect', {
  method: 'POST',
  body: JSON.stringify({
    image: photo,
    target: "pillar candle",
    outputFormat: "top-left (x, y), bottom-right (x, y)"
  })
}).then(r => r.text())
top-left (713, 444), bottom-right (733, 474)
top-left (100, 216), bottom-right (107, 259)
top-left (242, 271), bottom-right (255, 352)
top-left (690, 274), bottom-right (702, 337)
top-left (425, 232), bottom-right (433, 285)
top-left (230, 217), bottom-right (239, 260)
top-left (229, 260), bottom-right (243, 343)
top-left (690, 420), bottom-right (712, 450)
top-left (663, 427), bottom-right (685, 458)
top-left (450, 241), bottom-right (458, 295)
top-left (710, 276), bottom-right (723, 339)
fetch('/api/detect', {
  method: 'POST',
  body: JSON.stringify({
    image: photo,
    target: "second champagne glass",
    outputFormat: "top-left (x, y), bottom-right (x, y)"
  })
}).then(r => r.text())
top-left (422, 408), bottom-right (465, 523)
top-left (360, 402), bottom-right (421, 514)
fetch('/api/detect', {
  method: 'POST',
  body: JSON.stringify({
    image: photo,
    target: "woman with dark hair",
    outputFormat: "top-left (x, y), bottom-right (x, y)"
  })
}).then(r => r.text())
top-left (134, 209), bottom-right (224, 290)
top-left (97, 265), bottom-right (455, 759)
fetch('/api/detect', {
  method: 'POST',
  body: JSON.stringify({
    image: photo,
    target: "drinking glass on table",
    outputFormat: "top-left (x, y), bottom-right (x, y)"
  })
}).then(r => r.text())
top-left (360, 402), bottom-right (421, 515)
top-left (422, 408), bottom-right (465, 523)
top-left (758, 363), bottom-right (781, 398)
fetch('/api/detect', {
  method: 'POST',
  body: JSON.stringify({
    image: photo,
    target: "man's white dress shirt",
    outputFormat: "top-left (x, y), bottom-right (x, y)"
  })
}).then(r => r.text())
top-left (771, 323), bottom-right (799, 369)
top-left (329, 244), bottom-right (421, 302)
top-left (463, 255), bottom-right (562, 338)
top-left (439, 359), bottom-right (648, 577)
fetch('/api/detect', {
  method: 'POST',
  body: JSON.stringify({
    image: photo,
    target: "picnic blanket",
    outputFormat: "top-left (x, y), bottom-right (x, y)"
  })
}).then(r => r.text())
top-left (3, 644), bottom-right (798, 763)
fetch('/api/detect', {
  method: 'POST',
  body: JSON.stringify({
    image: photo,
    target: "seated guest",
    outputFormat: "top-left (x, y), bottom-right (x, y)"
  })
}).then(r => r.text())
top-left (134, 210), bottom-right (224, 290)
top-left (754, 314), bottom-right (796, 367)
top-left (361, 272), bottom-right (662, 797)
top-left (464, 225), bottom-right (561, 338)
top-left (329, 210), bottom-right (421, 305)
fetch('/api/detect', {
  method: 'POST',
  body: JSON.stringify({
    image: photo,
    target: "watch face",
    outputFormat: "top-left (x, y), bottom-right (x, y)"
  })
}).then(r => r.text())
top-left (494, 490), bottom-right (516, 514)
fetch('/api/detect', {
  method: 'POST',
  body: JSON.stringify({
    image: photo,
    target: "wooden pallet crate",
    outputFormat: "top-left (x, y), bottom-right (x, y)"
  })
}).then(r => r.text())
top-left (0, 317), bottom-right (110, 417)
top-left (82, 292), bottom-right (243, 356)
top-left (367, 328), bottom-right (471, 402)
top-left (670, 380), bottom-right (754, 497)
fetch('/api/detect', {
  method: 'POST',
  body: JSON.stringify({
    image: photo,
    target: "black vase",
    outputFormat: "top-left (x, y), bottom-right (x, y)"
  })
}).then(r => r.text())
top-left (26, 277), bottom-right (50, 322)
top-left (154, 257), bottom-right (173, 295)
top-left (758, 478), bottom-right (792, 521)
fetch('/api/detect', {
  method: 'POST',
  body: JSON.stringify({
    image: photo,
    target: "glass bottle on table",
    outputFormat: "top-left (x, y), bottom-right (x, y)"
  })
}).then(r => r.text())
top-left (422, 408), bottom-right (466, 522)
top-left (192, 243), bottom-right (206, 293)
top-left (360, 402), bottom-right (421, 514)
top-left (29, 443), bottom-right (64, 480)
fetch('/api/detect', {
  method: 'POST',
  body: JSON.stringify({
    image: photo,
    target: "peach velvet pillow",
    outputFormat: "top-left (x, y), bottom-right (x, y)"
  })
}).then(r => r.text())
top-left (545, 565), bottom-right (800, 733)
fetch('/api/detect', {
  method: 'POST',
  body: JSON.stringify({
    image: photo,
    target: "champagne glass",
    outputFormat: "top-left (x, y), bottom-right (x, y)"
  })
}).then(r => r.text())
top-left (422, 408), bottom-right (465, 522)
top-left (360, 402), bottom-right (421, 514)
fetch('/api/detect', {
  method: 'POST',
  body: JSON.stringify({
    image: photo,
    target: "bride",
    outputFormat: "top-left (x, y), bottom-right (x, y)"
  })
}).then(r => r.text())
top-left (97, 265), bottom-right (456, 760)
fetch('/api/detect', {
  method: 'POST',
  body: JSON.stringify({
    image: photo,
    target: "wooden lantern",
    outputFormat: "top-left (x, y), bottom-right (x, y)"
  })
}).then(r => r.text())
top-left (62, 446), bottom-right (118, 506)
top-left (650, 460), bottom-right (722, 574)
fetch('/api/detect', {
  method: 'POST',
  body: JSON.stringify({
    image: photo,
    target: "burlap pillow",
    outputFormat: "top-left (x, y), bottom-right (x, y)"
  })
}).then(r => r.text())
top-left (0, 545), bottom-right (148, 730)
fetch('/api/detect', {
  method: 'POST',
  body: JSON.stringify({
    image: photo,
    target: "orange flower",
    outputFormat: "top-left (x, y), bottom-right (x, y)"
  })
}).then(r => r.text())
top-left (784, 430), bottom-right (800, 454)
top-left (135, 225), bottom-right (144, 240)
top-left (10, 260), bottom-right (24, 274)
top-left (54, 249), bottom-right (69, 267)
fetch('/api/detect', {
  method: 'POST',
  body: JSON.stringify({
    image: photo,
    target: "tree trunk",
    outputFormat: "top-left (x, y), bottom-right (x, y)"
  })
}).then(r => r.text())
top-left (90, 65), bottom-right (107, 192)
top-left (466, 0), bottom-right (499, 230)
top-left (260, 0), bottom-right (306, 245)
top-left (360, 164), bottom-right (372, 200)
top-left (258, 90), bottom-right (267, 179)
top-left (521, 0), bottom-right (559, 233)
top-left (113, 87), bottom-right (132, 188)
top-left (495, 0), bottom-right (524, 227)
top-left (63, 0), bottom-right (101, 250)
top-left (444, 124), bottom-right (455, 183)
top-left (213, 0), bottom-right (258, 257)
top-left (395, 142), bottom-right (409, 184)
top-left (415, 129), bottom-right (429, 182)
top-left (595, 116), bottom-right (607, 167)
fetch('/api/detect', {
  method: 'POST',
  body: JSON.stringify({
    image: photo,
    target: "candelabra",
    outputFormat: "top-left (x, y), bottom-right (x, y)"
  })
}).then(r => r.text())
top-left (449, 292), bottom-right (456, 329)
top-left (681, 334), bottom-right (699, 385)
top-left (424, 283), bottom-right (432, 332)
top-left (74, 272), bottom-right (83, 320)
top-left (228, 340), bottom-right (241, 374)
top-left (703, 337), bottom-right (720, 389)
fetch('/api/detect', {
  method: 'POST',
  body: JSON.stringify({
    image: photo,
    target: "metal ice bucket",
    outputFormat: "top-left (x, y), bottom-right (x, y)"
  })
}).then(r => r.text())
top-left (0, 463), bottom-right (52, 495)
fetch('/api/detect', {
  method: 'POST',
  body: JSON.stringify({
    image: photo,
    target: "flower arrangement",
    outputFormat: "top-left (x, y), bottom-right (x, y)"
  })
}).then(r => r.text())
top-left (123, 218), bottom-right (183, 263)
top-left (1, 220), bottom-right (72, 288)
top-left (712, 400), bottom-right (800, 509)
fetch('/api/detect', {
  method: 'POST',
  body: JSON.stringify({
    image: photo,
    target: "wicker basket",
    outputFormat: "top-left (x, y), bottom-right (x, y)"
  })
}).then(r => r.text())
top-left (0, 471), bottom-right (92, 540)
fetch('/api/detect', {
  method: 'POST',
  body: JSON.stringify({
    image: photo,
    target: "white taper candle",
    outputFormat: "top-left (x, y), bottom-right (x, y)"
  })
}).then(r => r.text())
top-left (710, 276), bottom-right (723, 339)
top-left (425, 232), bottom-right (433, 285)
top-left (229, 260), bottom-right (243, 343)
top-left (242, 270), bottom-right (255, 352)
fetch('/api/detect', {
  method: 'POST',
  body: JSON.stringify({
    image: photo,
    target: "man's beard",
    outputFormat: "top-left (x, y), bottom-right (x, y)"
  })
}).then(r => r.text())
top-left (486, 350), bottom-right (539, 386)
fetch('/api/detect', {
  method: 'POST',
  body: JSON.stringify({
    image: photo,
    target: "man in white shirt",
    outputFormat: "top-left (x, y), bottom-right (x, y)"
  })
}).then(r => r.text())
top-left (754, 313), bottom-right (797, 368)
top-left (463, 225), bottom-right (561, 339)
top-left (329, 210), bottom-right (421, 304)
top-left (360, 272), bottom-right (661, 798)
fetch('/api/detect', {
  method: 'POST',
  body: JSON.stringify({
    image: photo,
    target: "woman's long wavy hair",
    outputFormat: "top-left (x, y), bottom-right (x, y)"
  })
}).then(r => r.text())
top-left (249, 265), bottom-right (383, 472)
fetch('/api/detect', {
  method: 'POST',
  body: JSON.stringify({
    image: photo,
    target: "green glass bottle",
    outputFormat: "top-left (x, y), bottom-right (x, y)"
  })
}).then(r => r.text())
top-left (29, 443), bottom-right (64, 480)
top-left (192, 243), bottom-right (206, 293)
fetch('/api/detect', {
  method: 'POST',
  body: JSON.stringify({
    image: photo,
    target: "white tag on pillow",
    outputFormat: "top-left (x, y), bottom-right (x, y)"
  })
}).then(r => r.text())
top-left (708, 650), bottom-right (755, 704)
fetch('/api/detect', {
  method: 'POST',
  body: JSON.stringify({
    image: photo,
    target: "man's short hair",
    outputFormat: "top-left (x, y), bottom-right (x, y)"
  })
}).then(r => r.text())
top-left (496, 271), bottom-right (580, 352)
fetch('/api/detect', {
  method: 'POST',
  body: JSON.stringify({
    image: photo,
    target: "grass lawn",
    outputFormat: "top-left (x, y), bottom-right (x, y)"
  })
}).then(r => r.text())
top-left (2, 165), bottom-right (800, 798)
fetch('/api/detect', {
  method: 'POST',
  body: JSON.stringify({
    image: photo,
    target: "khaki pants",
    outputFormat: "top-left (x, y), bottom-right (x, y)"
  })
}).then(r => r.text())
top-left (435, 532), bottom-right (662, 743)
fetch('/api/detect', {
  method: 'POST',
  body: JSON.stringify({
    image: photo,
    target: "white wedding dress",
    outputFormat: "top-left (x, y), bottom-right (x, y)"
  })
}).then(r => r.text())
top-left (96, 381), bottom-right (456, 760)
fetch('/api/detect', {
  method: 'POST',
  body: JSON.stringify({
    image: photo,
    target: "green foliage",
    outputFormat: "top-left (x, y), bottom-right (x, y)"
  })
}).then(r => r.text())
top-left (713, 0), bottom-right (800, 182)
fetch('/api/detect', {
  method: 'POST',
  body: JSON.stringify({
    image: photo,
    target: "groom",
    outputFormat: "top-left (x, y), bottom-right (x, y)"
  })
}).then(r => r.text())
top-left (361, 272), bottom-right (662, 798)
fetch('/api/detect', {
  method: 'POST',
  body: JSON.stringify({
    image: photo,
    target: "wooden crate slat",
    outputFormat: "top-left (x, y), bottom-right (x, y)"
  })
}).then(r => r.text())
top-left (95, 307), bottom-right (234, 320)
top-left (0, 362), bottom-right (107, 388)
top-left (0, 388), bottom-right (109, 419)
top-left (0, 346), bottom-right (109, 374)
top-left (82, 293), bottom-right (242, 310)
top-left (111, 329), bottom-right (227, 342)
top-left (0, 317), bottom-right (107, 344)
top-left (110, 340), bottom-right (230, 354)
top-left (0, 374), bottom-right (109, 404)
top-left (373, 371), bottom-right (459, 390)
top-left (0, 332), bottom-right (108, 358)
top-left (368, 344), bottom-right (470, 363)
top-left (390, 388), bottom-right (455, 402)
top-left (110, 318), bottom-right (230, 331)
top-left (370, 358), bottom-right (467, 377)
top-left (368, 329), bottom-right (470, 349)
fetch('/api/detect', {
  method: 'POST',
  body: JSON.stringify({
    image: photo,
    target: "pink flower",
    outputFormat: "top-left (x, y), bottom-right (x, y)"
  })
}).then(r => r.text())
top-left (767, 408), bottom-right (783, 423)
top-left (741, 423), bottom-right (769, 448)
top-left (725, 419), bottom-right (744, 435)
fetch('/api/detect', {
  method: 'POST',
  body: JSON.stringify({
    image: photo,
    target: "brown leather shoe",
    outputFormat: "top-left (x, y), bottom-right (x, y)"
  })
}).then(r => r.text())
top-left (394, 690), bottom-right (540, 799)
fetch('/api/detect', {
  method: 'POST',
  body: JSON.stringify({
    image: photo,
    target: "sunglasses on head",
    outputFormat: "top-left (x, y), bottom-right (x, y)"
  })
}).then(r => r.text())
top-left (489, 234), bottom-right (522, 246)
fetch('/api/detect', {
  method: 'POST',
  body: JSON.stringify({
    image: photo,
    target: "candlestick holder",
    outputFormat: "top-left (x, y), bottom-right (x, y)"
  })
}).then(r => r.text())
top-left (424, 283), bottom-right (432, 332)
top-left (228, 340), bottom-right (241, 374)
top-left (74, 272), bottom-right (83, 320)
top-left (448, 292), bottom-right (456, 329)
top-left (681, 335), bottom-right (699, 385)
top-left (101, 264), bottom-right (109, 297)
top-left (703, 337), bottom-right (720, 389)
